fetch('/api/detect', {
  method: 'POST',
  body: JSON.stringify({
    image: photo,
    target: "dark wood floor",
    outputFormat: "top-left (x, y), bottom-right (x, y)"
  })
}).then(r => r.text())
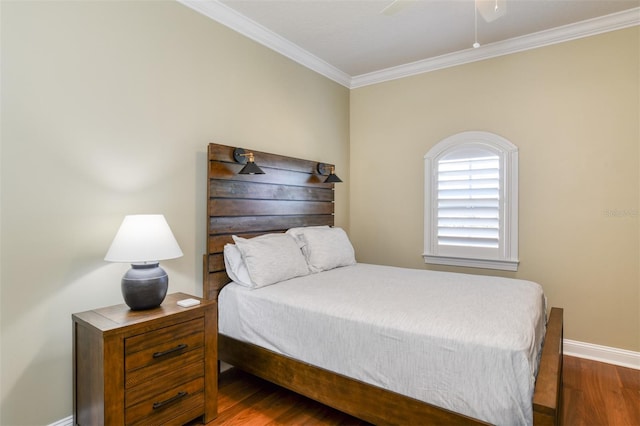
top-left (205, 356), bottom-right (639, 425)
top-left (562, 356), bottom-right (639, 426)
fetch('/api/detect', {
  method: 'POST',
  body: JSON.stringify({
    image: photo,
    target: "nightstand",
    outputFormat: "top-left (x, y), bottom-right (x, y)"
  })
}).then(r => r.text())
top-left (72, 292), bottom-right (217, 425)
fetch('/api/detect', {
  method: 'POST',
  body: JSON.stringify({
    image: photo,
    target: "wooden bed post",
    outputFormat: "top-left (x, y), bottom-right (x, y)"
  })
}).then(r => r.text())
top-left (533, 307), bottom-right (564, 426)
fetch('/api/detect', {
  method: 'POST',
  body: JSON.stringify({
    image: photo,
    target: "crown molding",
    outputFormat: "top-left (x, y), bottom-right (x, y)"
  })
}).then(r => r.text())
top-left (178, 1), bottom-right (639, 90)
top-left (177, 0), bottom-right (352, 88)
top-left (351, 7), bottom-right (640, 88)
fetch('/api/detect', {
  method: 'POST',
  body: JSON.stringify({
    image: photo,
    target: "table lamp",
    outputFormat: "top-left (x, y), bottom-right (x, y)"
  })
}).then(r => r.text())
top-left (104, 214), bottom-right (183, 310)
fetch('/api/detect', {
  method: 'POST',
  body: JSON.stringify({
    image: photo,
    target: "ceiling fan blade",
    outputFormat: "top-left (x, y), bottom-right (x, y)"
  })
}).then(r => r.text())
top-left (380, 0), bottom-right (415, 16)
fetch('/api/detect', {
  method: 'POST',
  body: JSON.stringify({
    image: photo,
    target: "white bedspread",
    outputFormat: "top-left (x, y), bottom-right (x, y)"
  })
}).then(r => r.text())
top-left (218, 263), bottom-right (547, 425)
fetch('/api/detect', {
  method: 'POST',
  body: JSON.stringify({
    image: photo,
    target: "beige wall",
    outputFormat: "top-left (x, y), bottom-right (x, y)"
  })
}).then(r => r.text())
top-left (350, 28), bottom-right (639, 353)
top-left (0, 1), bottom-right (349, 424)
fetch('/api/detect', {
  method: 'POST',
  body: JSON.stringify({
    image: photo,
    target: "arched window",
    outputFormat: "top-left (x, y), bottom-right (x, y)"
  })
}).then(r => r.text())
top-left (424, 131), bottom-right (519, 271)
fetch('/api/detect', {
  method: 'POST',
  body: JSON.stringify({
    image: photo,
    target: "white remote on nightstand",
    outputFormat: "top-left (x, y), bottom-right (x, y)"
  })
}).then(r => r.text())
top-left (177, 298), bottom-right (200, 307)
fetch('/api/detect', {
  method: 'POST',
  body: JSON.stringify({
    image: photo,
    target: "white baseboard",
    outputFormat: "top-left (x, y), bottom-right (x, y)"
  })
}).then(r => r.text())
top-left (49, 416), bottom-right (72, 426)
top-left (49, 339), bottom-right (639, 426)
top-left (564, 339), bottom-right (640, 370)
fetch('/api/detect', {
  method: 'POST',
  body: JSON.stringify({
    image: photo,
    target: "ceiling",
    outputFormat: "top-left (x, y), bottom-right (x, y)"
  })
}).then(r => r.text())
top-left (180, 0), bottom-right (640, 87)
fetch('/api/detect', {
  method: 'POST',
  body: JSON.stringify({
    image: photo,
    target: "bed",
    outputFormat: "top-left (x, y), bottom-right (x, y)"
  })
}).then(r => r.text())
top-left (203, 142), bottom-right (563, 426)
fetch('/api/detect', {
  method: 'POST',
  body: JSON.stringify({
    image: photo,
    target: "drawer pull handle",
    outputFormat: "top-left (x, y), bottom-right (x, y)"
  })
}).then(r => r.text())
top-left (153, 343), bottom-right (187, 358)
top-left (152, 391), bottom-right (188, 410)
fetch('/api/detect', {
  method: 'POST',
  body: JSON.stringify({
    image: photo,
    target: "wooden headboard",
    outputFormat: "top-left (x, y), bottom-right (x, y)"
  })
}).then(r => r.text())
top-left (203, 143), bottom-right (337, 300)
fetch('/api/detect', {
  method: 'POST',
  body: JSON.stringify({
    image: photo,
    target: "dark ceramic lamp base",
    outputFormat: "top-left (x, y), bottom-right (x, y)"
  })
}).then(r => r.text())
top-left (121, 262), bottom-right (168, 310)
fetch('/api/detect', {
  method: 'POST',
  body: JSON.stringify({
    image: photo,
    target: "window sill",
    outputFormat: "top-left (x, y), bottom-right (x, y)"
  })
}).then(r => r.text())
top-left (423, 255), bottom-right (519, 272)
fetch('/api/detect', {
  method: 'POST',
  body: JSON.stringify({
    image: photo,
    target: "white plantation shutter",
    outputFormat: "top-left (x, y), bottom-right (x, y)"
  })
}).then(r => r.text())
top-left (424, 132), bottom-right (519, 271)
top-left (437, 154), bottom-right (500, 249)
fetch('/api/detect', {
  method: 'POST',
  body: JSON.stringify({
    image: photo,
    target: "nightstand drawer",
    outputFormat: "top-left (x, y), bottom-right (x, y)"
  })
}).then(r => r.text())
top-left (126, 332), bottom-right (204, 375)
top-left (126, 346), bottom-right (204, 390)
top-left (126, 360), bottom-right (204, 408)
top-left (125, 317), bottom-right (204, 371)
top-left (125, 376), bottom-right (205, 426)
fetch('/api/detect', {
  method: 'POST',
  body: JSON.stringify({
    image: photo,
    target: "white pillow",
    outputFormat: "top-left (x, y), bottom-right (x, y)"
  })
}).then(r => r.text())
top-left (286, 225), bottom-right (330, 254)
top-left (232, 233), bottom-right (309, 288)
top-left (300, 227), bottom-right (356, 272)
top-left (223, 244), bottom-right (253, 287)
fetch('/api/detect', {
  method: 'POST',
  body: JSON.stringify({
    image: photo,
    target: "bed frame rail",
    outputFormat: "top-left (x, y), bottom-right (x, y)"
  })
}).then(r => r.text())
top-left (218, 334), bottom-right (489, 426)
top-left (219, 308), bottom-right (563, 426)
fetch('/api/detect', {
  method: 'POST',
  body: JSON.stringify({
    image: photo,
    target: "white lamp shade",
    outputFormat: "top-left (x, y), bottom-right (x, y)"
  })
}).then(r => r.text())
top-left (104, 214), bottom-right (183, 263)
